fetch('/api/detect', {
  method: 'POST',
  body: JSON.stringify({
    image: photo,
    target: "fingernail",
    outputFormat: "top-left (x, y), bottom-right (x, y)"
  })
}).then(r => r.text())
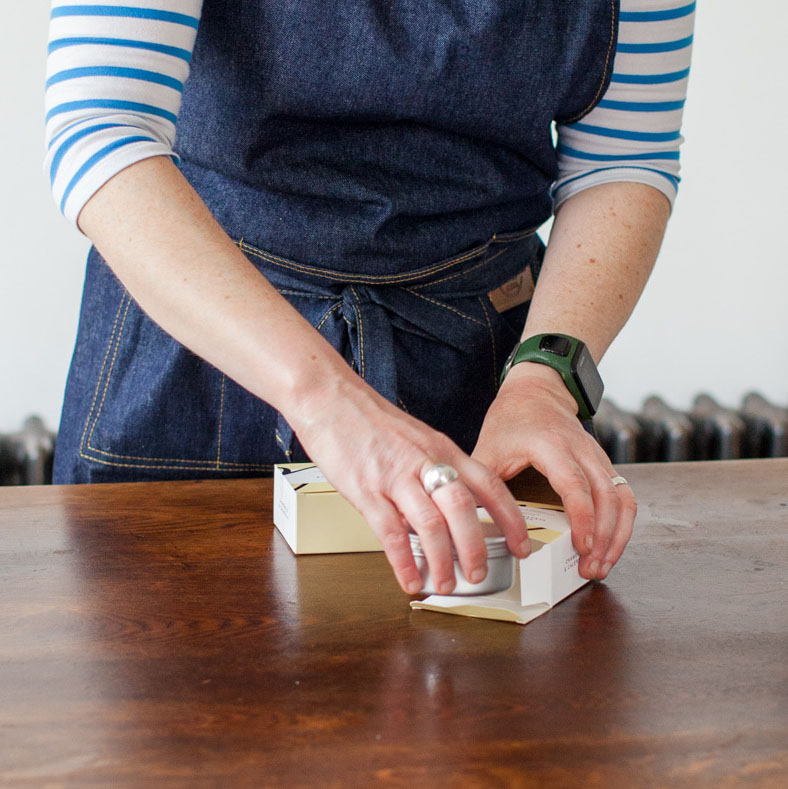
top-left (519, 538), bottom-right (531, 557)
top-left (406, 579), bottom-right (423, 595)
top-left (601, 562), bottom-right (612, 577)
top-left (588, 560), bottom-right (599, 577)
top-left (469, 567), bottom-right (486, 583)
top-left (438, 580), bottom-right (455, 595)
top-left (585, 535), bottom-right (593, 552)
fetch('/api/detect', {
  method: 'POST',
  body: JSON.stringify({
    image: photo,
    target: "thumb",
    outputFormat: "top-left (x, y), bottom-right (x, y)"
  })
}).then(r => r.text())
top-left (470, 434), bottom-right (508, 479)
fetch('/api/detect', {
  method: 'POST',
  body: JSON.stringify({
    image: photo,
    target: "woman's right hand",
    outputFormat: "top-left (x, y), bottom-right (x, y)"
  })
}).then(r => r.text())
top-left (77, 156), bottom-right (528, 595)
top-left (290, 375), bottom-right (531, 595)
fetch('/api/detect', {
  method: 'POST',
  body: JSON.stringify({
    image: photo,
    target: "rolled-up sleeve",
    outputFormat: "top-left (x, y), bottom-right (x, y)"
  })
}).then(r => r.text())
top-left (44, 1), bottom-right (203, 225)
top-left (553, 0), bottom-right (695, 211)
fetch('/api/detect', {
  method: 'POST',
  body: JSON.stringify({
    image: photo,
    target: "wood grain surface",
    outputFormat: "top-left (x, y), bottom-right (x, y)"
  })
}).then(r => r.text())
top-left (0, 459), bottom-right (786, 787)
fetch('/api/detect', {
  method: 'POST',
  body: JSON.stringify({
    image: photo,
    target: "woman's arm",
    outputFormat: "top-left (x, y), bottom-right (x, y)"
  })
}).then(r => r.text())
top-left (471, 0), bottom-right (696, 581)
top-left (473, 181), bottom-right (670, 580)
top-left (45, 1), bottom-right (529, 595)
top-left (78, 155), bottom-right (531, 593)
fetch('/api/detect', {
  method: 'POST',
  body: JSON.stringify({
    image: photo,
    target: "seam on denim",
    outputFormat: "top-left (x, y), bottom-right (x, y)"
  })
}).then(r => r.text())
top-left (315, 301), bottom-right (342, 332)
top-left (405, 290), bottom-right (485, 327)
top-left (492, 227), bottom-right (537, 243)
top-left (79, 292), bottom-right (128, 458)
top-left (78, 452), bottom-right (273, 472)
top-left (216, 374), bottom-right (226, 469)
top-left (84, 432), bottom-right (276, 466)
top-left (81, 444), bottom-right (272, 467)
top-left (86, 295), bottom-right (132, 453)
top-left (397, 397), bottom-right (410, 414)
top-left (80, 295), bottom-right (267, 469)
top-left (236, 227), bottom-right (538, 287)
top-left (477, 296), bottom-right (498, 392)
top-left (348, 285), bottom-right (366, 378)
top-left (240, 238), bottom-right (483, 283)
top-left (278, 289), bottom-right (335, 299)
top-left (414, 246), bottom-right (511, 290)
top-left (275, 429), bottom-right (293, 459)
top-left (238, 239), bottom-right (490, 286)
top-left (561, 0), bottom-right (618, 125)
top-left (85, 436), bottom-right (270, 465)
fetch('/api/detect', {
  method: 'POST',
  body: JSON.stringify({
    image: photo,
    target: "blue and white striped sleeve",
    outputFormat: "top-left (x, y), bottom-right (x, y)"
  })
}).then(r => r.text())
top-left (44, 1), bottom-right (203, 225)
top-left (553, 0), bottom-right (695, 211)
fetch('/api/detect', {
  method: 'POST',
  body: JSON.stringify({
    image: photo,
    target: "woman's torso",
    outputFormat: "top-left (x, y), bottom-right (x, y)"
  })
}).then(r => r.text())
top-left (175, 0), bottom-right (618, 272)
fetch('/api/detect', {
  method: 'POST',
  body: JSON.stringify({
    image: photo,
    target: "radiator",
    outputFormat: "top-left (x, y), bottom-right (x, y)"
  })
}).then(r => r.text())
top-left (596, 392), bottom-right (788, 465)
top-left (2, 395), bottom-right (787, 485)
top-left (0, 416), bottom-right (56, 486)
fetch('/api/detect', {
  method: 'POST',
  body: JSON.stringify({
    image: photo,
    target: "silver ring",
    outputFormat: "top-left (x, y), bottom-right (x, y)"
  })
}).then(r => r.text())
top-left (610, 475), bottom-right (629, 487)
top-left (421, 463), bottom-right (459, 496)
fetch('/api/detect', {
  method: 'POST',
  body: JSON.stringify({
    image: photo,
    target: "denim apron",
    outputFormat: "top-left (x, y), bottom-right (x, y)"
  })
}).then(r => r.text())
top-left (54, 0), bottom-right (618, 483)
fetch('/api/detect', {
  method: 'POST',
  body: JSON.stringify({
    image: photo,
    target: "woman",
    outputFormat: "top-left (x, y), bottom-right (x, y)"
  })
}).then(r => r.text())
top-left (45, 0), bottom-right (694, 595)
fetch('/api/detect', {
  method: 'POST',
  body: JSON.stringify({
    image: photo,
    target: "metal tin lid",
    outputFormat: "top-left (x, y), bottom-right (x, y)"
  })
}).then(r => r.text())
top-left (408, 533), bottom-right (512, 559)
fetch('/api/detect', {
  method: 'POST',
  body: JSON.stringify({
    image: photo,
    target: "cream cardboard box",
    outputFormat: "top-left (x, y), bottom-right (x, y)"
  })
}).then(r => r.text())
top-left (273, 463), bottom-right (382, 554)
top-left (274, 462), bottom-right (588, 625)
top-left (411, 503), bottom-right (589, 625)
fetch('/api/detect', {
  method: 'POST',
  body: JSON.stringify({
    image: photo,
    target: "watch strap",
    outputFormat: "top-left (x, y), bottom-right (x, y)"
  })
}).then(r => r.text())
top-left (500, 333), bottom-right (603, 421)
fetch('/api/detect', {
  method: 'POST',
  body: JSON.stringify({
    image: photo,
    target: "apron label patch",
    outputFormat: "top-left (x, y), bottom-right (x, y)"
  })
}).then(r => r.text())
top-left (488, 267), bottom-right (535, 313)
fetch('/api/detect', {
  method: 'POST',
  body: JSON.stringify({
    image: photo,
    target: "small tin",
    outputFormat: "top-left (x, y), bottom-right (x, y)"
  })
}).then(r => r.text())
top-left (409, 532), bottom-right (516, 596)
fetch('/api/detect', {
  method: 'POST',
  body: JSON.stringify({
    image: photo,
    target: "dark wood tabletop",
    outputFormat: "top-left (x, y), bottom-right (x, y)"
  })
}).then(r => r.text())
top-left (1, 459), bottom-right (786, 787)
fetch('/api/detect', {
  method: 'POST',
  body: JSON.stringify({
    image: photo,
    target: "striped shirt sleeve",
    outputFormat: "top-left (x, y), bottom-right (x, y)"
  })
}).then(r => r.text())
top-left (45, 1), bottom-right (693, 226)
top-left (553, 0), bottom-right (695, 211)
top-left (44, 1), bottom-right (203, 225)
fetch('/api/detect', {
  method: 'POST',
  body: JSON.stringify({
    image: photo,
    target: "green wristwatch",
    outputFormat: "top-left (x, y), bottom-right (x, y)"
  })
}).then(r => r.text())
top-left (500, 333), bottom-right (604, 421)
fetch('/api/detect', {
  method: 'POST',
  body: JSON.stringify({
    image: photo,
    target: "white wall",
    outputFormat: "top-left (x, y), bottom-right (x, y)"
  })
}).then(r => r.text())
top-left (1, 2), bottom-right (786, 434)
top-left (599, 1), bottom-right (788, 412)
top-left (1, 3), bottom-right (90, 434)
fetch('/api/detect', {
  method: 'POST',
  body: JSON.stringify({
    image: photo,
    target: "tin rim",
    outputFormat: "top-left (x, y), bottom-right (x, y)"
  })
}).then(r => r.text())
top-left (408, 532), bottom-right (512, 559)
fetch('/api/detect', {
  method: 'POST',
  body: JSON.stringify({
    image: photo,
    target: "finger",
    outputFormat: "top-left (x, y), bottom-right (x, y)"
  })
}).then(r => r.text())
top-left (395, 480), bottom-right (457, 595)
top-left (360, 496), bottom-right (424, 595)
top-left (577, 460), bottom-right (622, 579)
top-left (454, 456), bottom-right (531, 558)
top-left (526, 441), bottom-right (596, 560)
top-left (428, 476), bottom-right (489, 586)
top-left (598, 482), bottom-right (637, 578)
top-left (583, 441), bottom-right (636, 576)
top-left (577, 440), bottom-right (636, 578)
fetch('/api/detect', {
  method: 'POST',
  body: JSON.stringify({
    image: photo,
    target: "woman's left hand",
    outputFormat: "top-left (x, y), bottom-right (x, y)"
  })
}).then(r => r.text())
top-left (471, 361), bottom-right (636, 580)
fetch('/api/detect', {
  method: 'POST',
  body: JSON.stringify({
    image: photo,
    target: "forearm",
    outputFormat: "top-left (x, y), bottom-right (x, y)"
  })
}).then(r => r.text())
top-left (78, 155), bottom-right (355, 424)
top-left (474, 182), bottom-right (666, 576)
top-left (523, 181), bottom-right (670, 362)
top-left (77, 155), bottom-right (530, 595)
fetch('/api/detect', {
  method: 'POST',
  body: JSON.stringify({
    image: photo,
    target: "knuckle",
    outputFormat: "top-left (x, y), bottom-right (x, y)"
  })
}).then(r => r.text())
top-left (553, 436), bottom-right (578, 456)
top-left (413, 509), bottom-right (447, 537)
top-left (599, 486), bottom-right (620, 508)
top-left (463, 545), bottom-right (488, 568)
top-left (582, 432), bottom-right (603, 452)
top-left (566, 489), bottom-right (594, 514)
top-left (620, 520), bottom-right (634, 542)
top-left (532, 435), bottom-right (563, 457)
top-left (565, 483), bottom-right (593, 508)
top-left (622, 497), bottom-right (638, 519)
top-left (435, 482), bottom-right (475, 512)
top-left (379, 528), bottom-right (410, 555)
top-left (426, 436), bottom-right (456, 463)
top-left (563, 468), bottom-right (590, 489)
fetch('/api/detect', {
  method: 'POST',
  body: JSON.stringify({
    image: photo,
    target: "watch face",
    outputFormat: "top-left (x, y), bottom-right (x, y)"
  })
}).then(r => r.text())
top-left (573, 344), bottom-right (604, 412)
top-left (539, 334), bottom-right (572, 357)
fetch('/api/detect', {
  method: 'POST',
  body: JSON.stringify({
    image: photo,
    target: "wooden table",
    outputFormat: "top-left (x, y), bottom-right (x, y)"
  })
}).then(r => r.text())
top-left (1, 460), bottom-right (786, 786)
